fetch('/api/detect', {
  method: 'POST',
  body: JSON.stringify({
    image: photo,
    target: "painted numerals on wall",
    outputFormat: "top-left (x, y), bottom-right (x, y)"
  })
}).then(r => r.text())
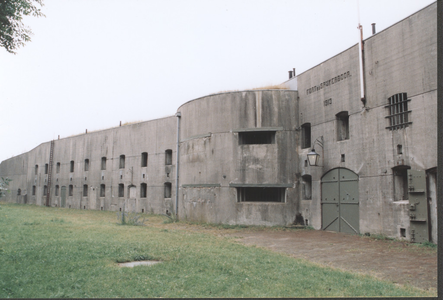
top-left (324, 98), bottom-right (332, 106)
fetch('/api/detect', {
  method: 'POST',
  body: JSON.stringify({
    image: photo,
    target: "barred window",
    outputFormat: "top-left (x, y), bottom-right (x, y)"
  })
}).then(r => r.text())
top-left (385, 93), bottom-right (411, 130)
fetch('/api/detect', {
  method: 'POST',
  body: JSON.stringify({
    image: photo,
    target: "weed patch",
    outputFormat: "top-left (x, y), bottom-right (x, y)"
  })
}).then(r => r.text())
top-left (116, 203), bottom-right (147, 226)
top-left (416, 241), bottom-right (437, 249)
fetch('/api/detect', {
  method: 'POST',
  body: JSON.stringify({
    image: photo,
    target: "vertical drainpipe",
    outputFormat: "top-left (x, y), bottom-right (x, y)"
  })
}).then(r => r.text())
top-left (357, 0), bottom-right (366, 107)
top-left (358, 23), bottom-right (366, 107)
top-left (175, 112), bottom-right (181, 218)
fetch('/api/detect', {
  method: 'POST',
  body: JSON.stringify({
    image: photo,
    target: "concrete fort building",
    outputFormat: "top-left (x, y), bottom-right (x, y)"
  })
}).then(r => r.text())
top-left (0, 2), bottom-right (437, 243)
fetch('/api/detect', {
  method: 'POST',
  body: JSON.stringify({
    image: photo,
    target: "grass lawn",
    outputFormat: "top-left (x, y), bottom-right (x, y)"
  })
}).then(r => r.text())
top-left (0, 203), bottom-right (435, 298)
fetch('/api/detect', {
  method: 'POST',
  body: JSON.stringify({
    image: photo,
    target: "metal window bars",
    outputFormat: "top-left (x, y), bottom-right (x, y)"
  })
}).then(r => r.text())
top-left (385, 93), bottom-right (412, 130)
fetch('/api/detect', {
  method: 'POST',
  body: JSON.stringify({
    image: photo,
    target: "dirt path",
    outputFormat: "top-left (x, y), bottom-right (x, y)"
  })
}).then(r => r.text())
top-left (222, 229), bottom-right (437, 292)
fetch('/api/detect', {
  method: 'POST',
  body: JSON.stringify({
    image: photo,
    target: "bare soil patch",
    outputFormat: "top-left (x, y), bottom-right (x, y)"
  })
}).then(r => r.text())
top-left (224, 229), bottom-right (437, 292)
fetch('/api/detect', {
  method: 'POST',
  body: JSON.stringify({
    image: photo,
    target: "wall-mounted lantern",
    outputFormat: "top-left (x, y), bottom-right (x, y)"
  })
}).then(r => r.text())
top-left (307, 136), bottom-right (323, 166)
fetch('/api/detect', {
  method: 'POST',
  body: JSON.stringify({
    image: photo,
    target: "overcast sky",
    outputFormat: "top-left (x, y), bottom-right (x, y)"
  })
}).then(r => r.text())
top-left (0, 0), bottom-right (435, 163)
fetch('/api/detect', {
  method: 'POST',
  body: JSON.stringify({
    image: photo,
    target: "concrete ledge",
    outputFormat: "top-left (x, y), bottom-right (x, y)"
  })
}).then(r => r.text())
top-left (229, 183), bottom-right (293, 188)
top-left (231, 127), bottom-right (283, 132)
top-left (182, 184), bottom-right (221, 188)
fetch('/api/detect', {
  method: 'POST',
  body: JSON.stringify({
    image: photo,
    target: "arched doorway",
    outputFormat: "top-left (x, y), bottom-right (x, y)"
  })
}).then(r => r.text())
top-left (321, 168), bottom-right (359, 234)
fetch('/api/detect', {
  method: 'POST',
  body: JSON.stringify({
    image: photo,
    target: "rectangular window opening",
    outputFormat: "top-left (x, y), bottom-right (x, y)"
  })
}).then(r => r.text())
top-left (83, 185), bottom-right (88, 197)
top-left (84, 159), bottom-right (89, 171)
top-left (35, 165), bottom-right (38, 175)
top-left (55, 185), bottom-right (59, 196)
top-left (45, 164), bottom-right (49, 174)
top-left (302, 175), bottom-right (312, 200)
top-left (32, 185), bottom-right (36, 195)
top-left (393, 167), bottom-right (409, 201)
top-left (239, 131), bottom-right (276, 145)
top-left (400, 228), bottom-right (406, 238)
top-left (119, 155), bottom-right (125, 169)
top-left (100, 184), bottom-right (105, 197)
top-left (141, 152), bottom-right (148, 167)
top-left (140, 183), bottom-right (147, 198)
top-left (336, 111), bottom-right (349, 141)
top-left (70, 161), bottom-right (74, 172)
top-left (69, 185), bottom-right (73, 196)
top-left (301, 123), bottom-right (311, 149)
top-left (237, 187), bottom-right (285, 202)
top-left (164, 182), bottom-right (172, 198)
top-left (165, 150), bottom-right (172, 165)
top-left (56, 162), bottom-right (60, 173)
top-left (118, 184), bottom-right (124, 197)
top-left (101, 157), bottom-right (107, 170)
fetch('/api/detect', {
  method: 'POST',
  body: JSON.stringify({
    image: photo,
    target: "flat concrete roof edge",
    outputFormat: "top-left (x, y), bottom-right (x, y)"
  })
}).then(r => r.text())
top-left (177, 89), bottom-right (298, 112)
top-left (364, 1), bottom-right (436, 42)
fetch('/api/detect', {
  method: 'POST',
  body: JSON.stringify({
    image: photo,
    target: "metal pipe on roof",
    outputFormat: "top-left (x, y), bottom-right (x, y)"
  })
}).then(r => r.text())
top-left (174, 111), bottom-right (181, 219)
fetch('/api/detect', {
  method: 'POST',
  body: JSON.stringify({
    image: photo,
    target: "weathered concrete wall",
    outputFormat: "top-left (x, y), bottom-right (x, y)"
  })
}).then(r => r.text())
top-left (361, 2), bottom-right (437, 240)
top-left (0, 153), bottom-right (28, 204)
top-left (177, 90), bottom-right (299, 225)
top-left (296, 2), bottom-right (437, 241)
top-left (297, 44), bottom-right (362, 231)
top-left (1, 117), bottom-right (177, 216)
top-left (0, 3), bottom-right (436, 239)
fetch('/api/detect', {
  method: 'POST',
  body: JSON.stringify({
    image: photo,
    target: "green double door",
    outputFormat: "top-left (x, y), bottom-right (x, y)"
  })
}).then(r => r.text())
top-left (321, 168), bottom-right (359, 234)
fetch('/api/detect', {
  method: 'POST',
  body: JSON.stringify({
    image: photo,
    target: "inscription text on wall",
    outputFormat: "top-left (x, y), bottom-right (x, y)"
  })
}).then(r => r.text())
top-left (306, 71), bottom-right (351, 95)
top-left (324, 98), bottom-right (332, 106)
